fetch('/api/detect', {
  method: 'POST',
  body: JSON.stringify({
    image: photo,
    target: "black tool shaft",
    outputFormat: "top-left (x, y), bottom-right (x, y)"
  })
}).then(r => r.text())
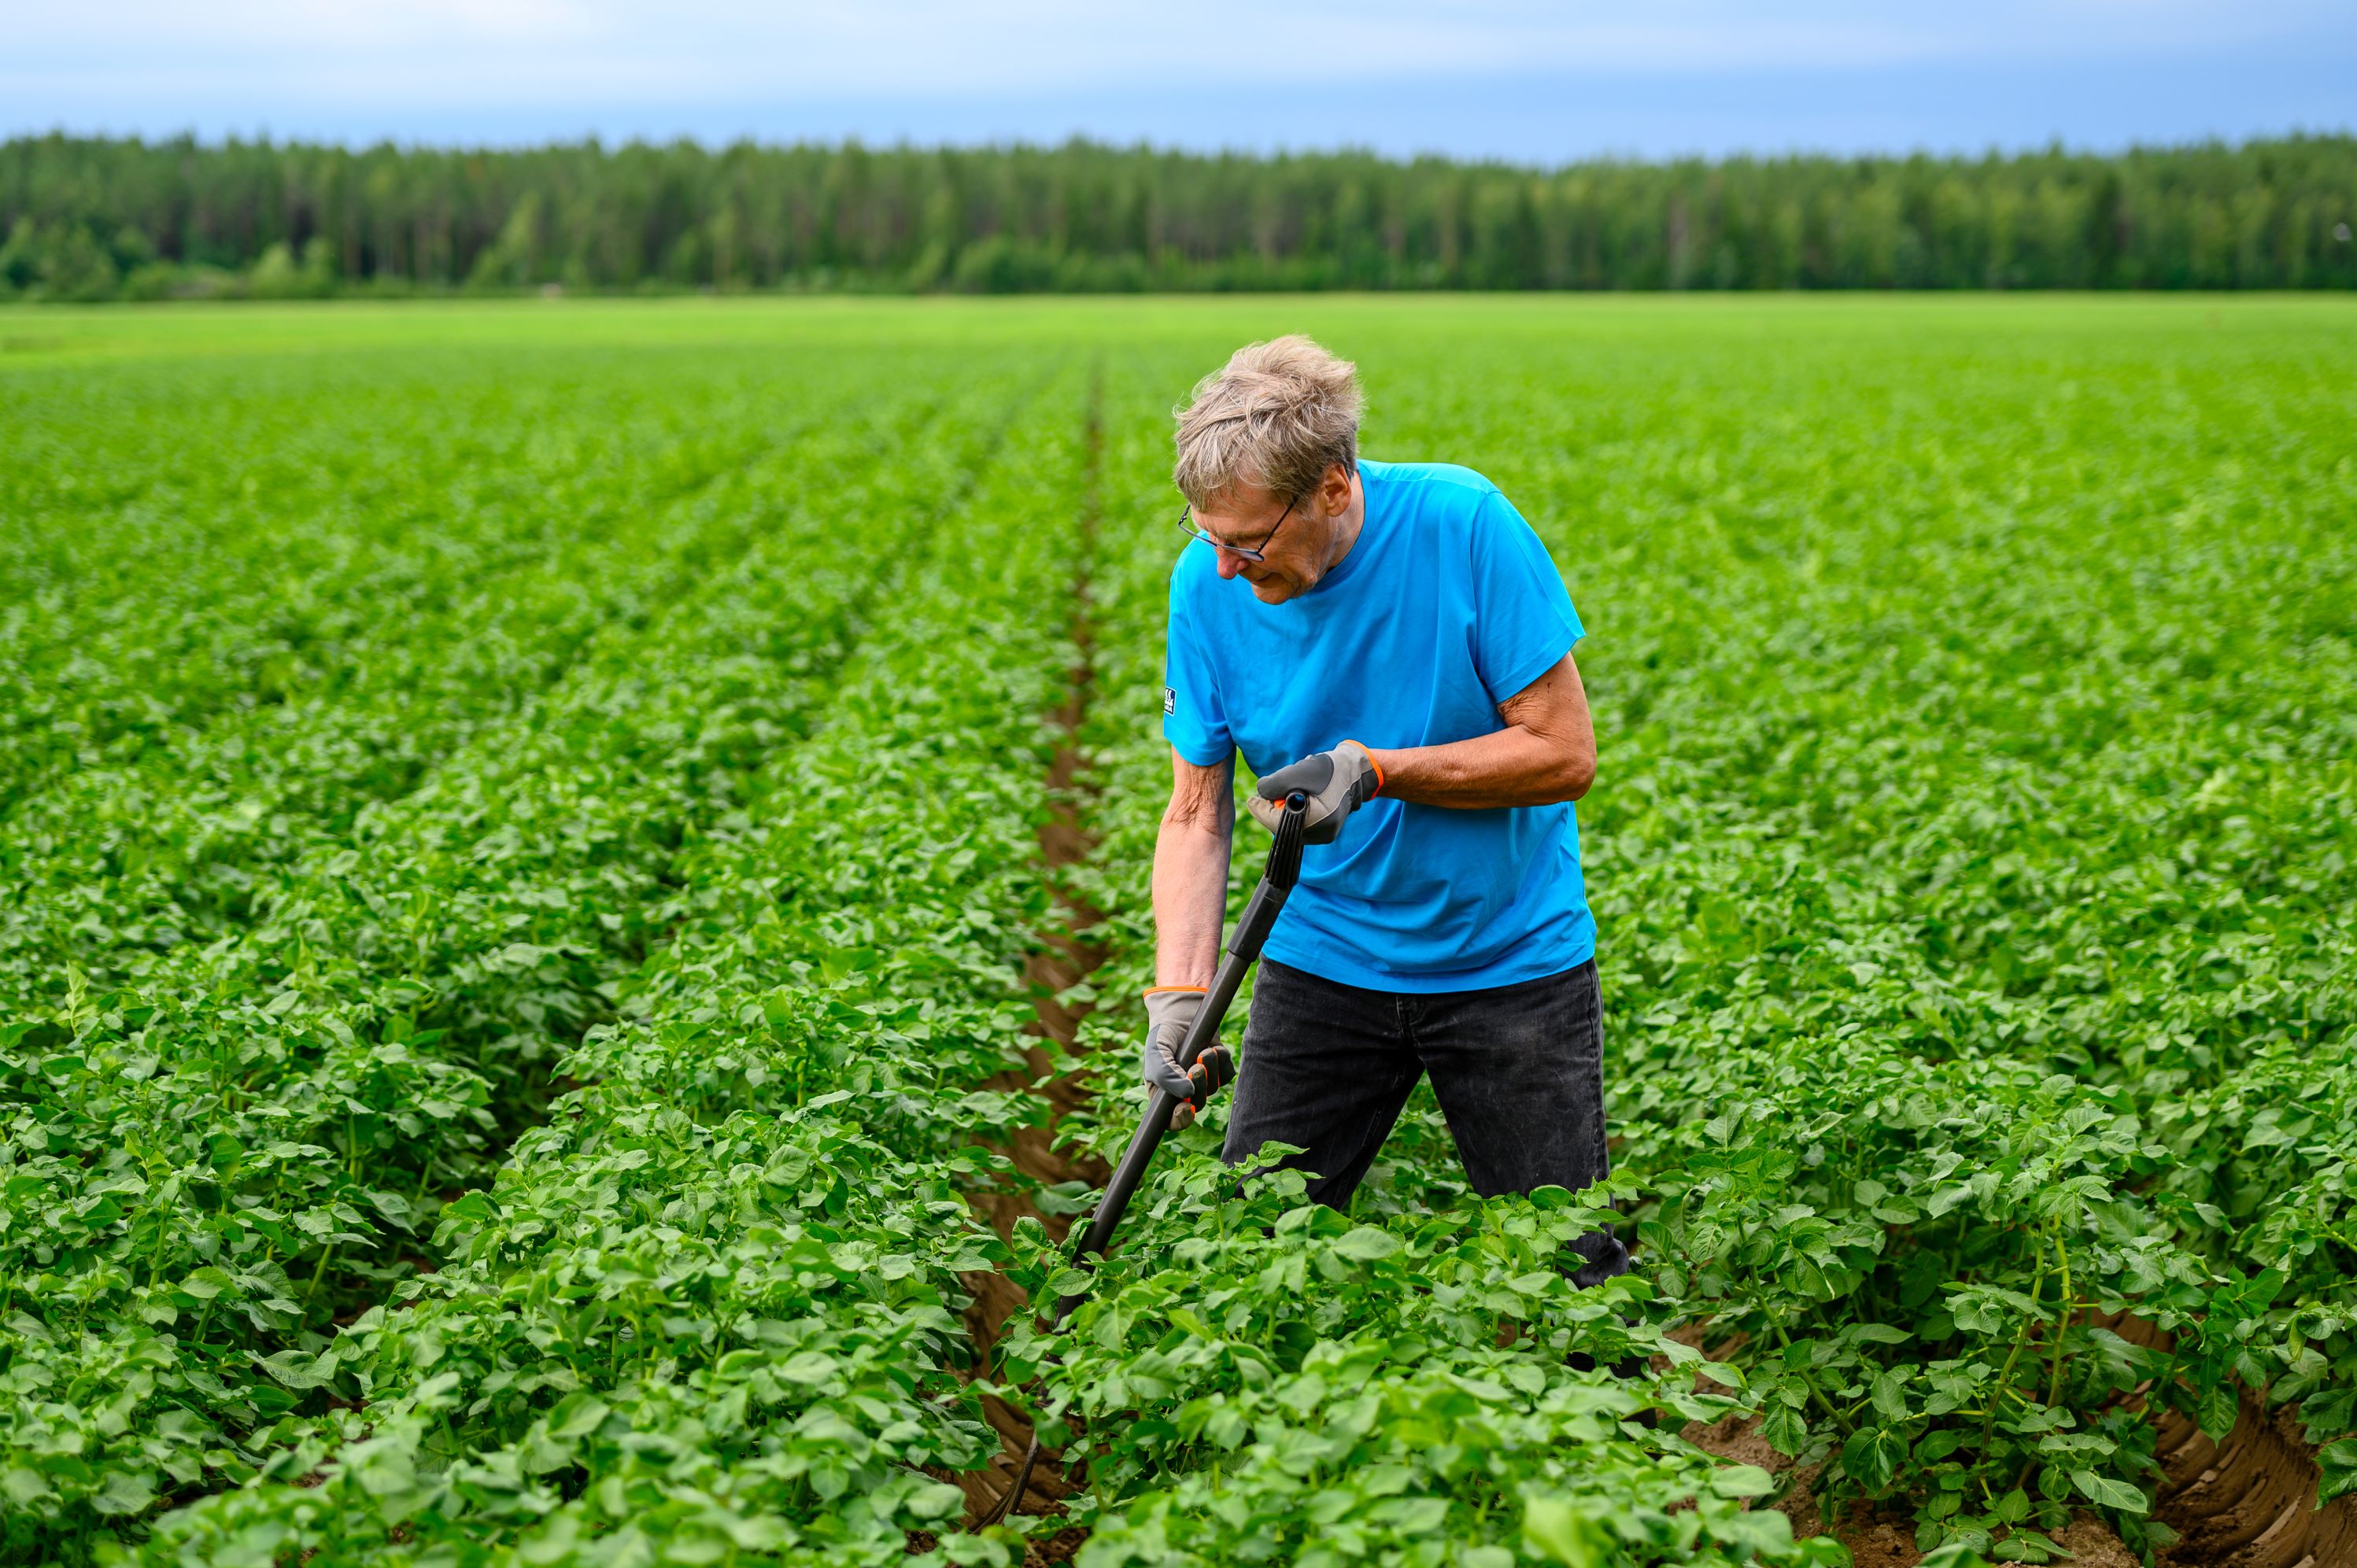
top-left (993, 795), bottom-right (1311, 1529)
top-left (1066, 944), bottom-right (1242, 1260)
top-left (1052, 793), bottom-right (1307, 1323)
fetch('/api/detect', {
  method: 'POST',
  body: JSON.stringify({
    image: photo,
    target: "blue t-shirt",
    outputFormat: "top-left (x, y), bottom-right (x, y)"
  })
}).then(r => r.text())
top-left (1162, 459), bottom-right (1594, 993)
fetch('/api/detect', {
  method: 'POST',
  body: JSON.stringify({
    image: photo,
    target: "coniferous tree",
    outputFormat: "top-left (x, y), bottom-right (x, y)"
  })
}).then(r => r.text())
top-left (1, 132), bottom-right (2350, 298)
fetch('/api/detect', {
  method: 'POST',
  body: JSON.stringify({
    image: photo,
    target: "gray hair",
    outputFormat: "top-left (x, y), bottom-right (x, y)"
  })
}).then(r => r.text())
top-left (1173, 334), bottom-right (1363, 509)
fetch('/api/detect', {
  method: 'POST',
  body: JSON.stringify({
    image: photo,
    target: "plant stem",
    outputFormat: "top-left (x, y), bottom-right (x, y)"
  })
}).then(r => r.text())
top-left (1986, 1247), bottom-right (2048, 1459)
top-left (2044, 1224), bottom-right (2073, 1411)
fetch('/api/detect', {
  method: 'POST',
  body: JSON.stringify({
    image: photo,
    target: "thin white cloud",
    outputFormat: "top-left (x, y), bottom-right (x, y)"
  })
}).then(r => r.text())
top-left (9, 0), bottom-right (2343, 94)
top-left (3, 0), bottom-right (2346, 152)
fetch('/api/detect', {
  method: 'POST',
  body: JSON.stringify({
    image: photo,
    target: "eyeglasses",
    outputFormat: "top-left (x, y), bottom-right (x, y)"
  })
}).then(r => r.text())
top-left (1176, 495), bottom-right (1297, 563)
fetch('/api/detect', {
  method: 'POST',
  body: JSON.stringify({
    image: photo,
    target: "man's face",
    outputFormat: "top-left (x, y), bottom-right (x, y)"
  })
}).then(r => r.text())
top-left (1191, 481), bottom-right (1328, 605)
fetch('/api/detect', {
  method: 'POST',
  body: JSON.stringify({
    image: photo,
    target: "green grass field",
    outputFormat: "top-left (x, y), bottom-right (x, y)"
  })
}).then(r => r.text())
top-left (4, 297), bottom-right (2354, 1568)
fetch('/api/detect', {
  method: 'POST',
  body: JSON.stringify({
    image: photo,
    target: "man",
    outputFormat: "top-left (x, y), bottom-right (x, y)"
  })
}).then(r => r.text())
top-left (1143, 334), bottom-right (1626, 1285)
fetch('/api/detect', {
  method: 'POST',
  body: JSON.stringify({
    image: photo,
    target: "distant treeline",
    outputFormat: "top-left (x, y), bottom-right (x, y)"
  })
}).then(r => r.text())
top-left (3, 131), bottom-right (2353, 300)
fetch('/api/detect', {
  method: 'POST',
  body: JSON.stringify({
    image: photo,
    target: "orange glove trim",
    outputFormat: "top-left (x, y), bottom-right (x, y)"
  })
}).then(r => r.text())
top-left (1342, 739), bottom-right (1384, 795)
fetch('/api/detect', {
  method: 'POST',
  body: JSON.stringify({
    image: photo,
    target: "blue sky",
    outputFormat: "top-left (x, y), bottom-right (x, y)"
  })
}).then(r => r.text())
top-left (7, 1), bottom-right (2351, 160)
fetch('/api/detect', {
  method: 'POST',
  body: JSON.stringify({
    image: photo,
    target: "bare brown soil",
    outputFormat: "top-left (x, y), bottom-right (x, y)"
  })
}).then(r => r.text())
top-left (2096, 1311), bottom-right (2357, 1568)
top-left (948, 386), bottom-right (1107, 1546)
top-left (1677, 1308), bottom-right (2357, 1568)
top-left (2150, 1392), bottom-right (2357, 1568)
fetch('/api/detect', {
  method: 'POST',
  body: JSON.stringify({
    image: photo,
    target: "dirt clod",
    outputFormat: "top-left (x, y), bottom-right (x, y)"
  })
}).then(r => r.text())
top-left (2058, 1513), bottom-right (2141, 1568)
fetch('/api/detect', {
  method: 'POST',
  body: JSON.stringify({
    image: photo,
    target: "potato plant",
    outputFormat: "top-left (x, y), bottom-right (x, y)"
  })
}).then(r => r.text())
top-left (0, 298), bottom-right (2349, 1568)
top-left (2, 335), bottom-right (1059, 1558)
top-left (1055, 319), bottom-right (2354, 1563)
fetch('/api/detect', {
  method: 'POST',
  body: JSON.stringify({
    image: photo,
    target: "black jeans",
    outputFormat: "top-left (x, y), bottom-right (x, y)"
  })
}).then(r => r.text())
top-left (1221, 955), bottom-right (1630, 1286)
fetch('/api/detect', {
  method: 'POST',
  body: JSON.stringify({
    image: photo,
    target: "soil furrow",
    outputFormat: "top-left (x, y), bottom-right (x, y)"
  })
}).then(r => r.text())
top-left (2146, 1379), bottom-right (2357, 1562)
top-left (1676, 1309), bottom-right (2355, 1568)
top-left (952, 377), bottom-right (1110, 1558)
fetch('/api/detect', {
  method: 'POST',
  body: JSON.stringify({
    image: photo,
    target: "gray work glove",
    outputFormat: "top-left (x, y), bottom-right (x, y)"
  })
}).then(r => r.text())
top-left (1141, 986), bottom-right (1232, 1129)
top-left (1247, 740), bottom-right (1382, 845)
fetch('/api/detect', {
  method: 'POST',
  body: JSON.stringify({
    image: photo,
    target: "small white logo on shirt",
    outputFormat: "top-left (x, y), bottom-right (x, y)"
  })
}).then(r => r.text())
top-left (1162, 685), bottom-right (1177, 716)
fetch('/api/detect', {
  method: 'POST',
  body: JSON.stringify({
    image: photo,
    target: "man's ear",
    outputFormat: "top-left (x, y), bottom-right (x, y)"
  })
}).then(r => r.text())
top-left (1323, 460), bottom-right (1354, 511)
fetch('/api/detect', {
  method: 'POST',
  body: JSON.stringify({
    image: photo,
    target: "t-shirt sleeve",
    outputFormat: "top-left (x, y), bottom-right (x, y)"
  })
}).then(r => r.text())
top-left (1161, 576), bottom-right (1235, 766)
top-left (1470, 489), bottom-right (1583, 704)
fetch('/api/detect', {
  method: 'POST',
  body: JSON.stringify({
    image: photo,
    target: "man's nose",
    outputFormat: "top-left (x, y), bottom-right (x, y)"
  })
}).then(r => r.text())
top-left (1215, 548), bottom-right (1247, 579)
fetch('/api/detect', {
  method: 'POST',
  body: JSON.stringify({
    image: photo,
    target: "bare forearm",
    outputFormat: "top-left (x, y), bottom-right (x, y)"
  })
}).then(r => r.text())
top-left (1363, 652), bottom-right (1594, 810)
top-left (1365, 726), bottom-right (1593, 810)
top-left (1153, 772), bottom-right (1233, 986)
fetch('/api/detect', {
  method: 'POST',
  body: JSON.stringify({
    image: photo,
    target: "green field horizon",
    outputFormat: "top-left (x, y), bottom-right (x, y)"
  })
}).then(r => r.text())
top-left (6, 290), bottom-right (2353, 352)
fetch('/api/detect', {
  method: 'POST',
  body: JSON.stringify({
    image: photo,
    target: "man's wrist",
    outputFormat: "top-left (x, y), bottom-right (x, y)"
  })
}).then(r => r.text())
top-left (1361, 745), bottom-right (1415, 798)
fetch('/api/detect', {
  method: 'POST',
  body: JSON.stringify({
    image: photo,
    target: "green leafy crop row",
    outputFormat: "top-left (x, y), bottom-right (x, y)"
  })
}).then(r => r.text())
top-left (2, 297), bottom-right (2350, 1568)
top-left (112, 364), bottom-right (1103, 1567)
top-left (1045, 315), bottom-right (2354, 1565)
top-left (2, 333), bottom-right (1055, 1558)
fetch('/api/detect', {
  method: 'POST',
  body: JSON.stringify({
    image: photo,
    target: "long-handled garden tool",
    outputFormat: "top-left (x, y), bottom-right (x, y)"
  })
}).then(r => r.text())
top-left (981, 791), bottom-right (1309, 1526)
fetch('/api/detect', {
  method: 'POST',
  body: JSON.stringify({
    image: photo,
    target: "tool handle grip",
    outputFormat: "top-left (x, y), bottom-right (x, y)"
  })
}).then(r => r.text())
top-left (1173, 785), bottom-right (1304, 1066)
